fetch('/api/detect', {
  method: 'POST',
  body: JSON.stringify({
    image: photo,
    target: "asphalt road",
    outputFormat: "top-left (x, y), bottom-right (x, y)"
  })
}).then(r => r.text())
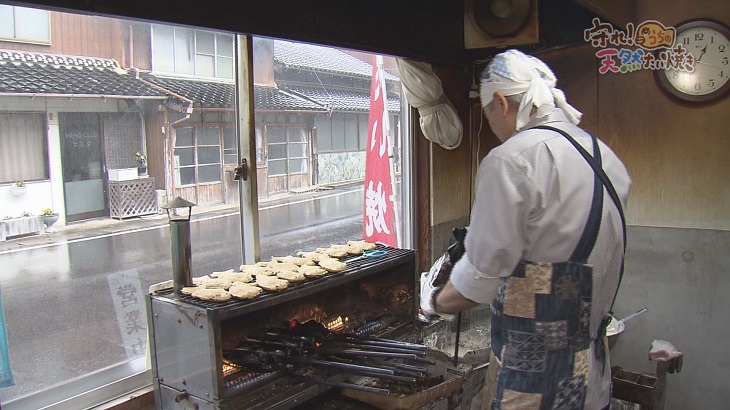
top-left (0, 188), bottom-right (364, 402)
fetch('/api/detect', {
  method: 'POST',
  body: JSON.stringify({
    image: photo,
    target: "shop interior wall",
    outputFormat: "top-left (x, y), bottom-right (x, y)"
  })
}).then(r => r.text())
top-left (540, 42), bottom-right (730, 410)
top-left (426, 65), bottom-right (473, 264)
top-left (465, 1), bottom-right (729, 406)
top-left (609, 2), bottom-right (728, 408)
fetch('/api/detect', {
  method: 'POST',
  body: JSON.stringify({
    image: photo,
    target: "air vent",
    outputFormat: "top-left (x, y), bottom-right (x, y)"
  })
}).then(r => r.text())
top-left (464, 0), bottom-right (540, 49)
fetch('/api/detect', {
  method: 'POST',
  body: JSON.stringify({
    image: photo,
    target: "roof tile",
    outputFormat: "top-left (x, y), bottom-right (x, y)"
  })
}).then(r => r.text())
top-left (0, 50), bottom-right (166, 98)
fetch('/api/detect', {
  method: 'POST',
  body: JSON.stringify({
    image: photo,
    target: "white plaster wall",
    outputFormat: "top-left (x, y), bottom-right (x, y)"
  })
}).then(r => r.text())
top-left (0, 182), bottom-right (53, 218)
top-left (0, 96), bottom-right (119, 226)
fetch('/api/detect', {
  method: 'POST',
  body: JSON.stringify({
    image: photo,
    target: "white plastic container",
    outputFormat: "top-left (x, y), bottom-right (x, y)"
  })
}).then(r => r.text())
top-left (108, 168), bottom-right (138, 181)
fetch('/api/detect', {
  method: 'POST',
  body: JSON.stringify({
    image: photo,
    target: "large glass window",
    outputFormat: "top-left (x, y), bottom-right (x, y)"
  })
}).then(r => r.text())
top-left (0, 9), bottom-right (411, 410)
top-left (174, 126), bottom-right (223, 185)
top-left (265, 126), bottom-right (310, 176)
top-left (151, 25), bottom-right (234, 80)
top-left (316, 112), bottom-right (368, 153)
top-left (0, 113), bottom-right (48, 183)
top-left (223, 127), bottom-right (237, 165)
top-left (0, 5), bottom-right (50, 44)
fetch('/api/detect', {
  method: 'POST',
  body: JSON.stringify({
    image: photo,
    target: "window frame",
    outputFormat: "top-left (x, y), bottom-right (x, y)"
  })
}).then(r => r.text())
top-left (173, 125), bottom-right (224, 186)
top-left (0, 25), bottom-right (415, 410)
top-left (0, 5), bottom-right (51, 45)
top-left (0, 112), bottom-right (49, 184)
top-left (151, 24), bottom-right (235, 80)
top-left (264, 124), bottom-right (310, 177)
top-left (315, 112), bottom-right (369, 154)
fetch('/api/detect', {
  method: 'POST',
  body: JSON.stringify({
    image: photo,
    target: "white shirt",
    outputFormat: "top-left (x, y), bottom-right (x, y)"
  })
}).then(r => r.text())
top-left (450, 108), bottom-right (631, 408)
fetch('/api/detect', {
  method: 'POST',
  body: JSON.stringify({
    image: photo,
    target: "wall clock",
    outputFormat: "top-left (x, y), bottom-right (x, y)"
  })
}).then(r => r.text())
top-left (655, 18), bottom-right (730, 105)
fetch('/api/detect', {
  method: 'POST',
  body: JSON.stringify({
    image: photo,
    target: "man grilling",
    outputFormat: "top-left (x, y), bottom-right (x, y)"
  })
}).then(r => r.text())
top-left (420, 49), bottom-right (631, 409)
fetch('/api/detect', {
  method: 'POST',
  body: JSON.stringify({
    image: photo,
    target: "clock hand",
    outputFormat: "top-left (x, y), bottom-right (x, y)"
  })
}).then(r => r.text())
top-left (697, 45), bottom-right (708, 62)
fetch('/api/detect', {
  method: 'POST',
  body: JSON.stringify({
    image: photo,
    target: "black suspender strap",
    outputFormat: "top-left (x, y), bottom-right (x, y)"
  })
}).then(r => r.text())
top-left (568, 129), bottom-right (603, 263)
top-left (532, 125), bottom-right (627, 309)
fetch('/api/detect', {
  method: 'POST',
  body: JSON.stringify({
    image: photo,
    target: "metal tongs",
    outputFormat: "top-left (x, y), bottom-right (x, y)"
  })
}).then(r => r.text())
top-left (347, 249), bottom-right (387, 263)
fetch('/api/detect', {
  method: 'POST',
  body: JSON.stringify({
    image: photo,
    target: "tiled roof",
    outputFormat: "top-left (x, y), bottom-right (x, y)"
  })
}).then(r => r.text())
top-left (274, 40), bottom-right (399, 81)
top-left (139, 73), bottom-right (328, 111)
top-left (282, 85), bottom-right (400, 113)
top-left (255, 86), bottom-right (328, 112)
top-left (0, 50), bottom-right (166, 98)
top-left (0, 48), bottom-right (398, 113)
top-left (139, 74), bottom-right (234, 108)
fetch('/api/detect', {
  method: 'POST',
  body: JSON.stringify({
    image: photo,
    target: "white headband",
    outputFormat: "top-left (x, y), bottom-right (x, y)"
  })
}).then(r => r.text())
top-left (480, 49), bottom-right (582, 131)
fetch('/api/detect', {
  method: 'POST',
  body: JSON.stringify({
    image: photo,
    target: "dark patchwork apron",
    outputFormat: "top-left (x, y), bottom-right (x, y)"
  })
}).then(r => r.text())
top-left (487, 126), bottom-right (626, 410)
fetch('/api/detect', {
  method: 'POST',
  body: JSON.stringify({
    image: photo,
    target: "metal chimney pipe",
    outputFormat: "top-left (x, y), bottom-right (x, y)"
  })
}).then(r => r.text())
top-left (161, 197), bottom-right (196, 298)
top-left (170, 218), bottom-right (193, 297)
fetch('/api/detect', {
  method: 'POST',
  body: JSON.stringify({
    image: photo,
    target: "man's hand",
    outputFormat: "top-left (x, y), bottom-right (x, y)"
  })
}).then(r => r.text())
top-left (419, 228), bottom-right (467, 321)
top-left (419, 254), bottom-right (456, 321)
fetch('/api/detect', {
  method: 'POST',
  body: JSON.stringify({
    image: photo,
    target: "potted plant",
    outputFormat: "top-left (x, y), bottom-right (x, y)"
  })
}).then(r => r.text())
top-left (41, 208), bottom-right (60, 227)
top-left (11, 180), bottom-right (27, 197)
top-left (135, 151), bottom-right (148, 177)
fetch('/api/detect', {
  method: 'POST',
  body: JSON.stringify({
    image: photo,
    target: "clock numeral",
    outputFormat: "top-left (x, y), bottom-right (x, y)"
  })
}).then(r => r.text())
top-left (720, 45), bottom-right (727, 52)
top-left (694, 83), bottom-right (702, 91)
top-left (709, 79), bottom-right (715, 88)
top-left (695, 33), bottom-right (704, 41)
top-left (723, 57), bottom-right (729, 66)
top-left (671, 71), bottom-right (679, 80)
top-left (683, 37), bottom-right (690, 45)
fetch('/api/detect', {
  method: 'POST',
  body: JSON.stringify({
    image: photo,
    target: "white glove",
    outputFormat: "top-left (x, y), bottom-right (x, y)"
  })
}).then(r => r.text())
top-left (419, 254), bottom-right (455, 321)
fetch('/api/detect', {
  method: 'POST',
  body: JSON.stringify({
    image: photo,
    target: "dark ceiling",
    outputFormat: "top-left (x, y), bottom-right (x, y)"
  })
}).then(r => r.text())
top-left (10, 0), bottom-right (598, 67)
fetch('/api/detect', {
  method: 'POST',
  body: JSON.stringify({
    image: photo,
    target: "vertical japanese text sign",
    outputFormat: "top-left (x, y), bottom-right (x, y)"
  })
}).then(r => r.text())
top-left (363, 55), bottom-right (397, 247)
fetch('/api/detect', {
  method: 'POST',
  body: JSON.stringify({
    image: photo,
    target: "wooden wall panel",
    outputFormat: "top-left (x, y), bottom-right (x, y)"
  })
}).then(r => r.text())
top-left (267, 175), bottom-right (287, 195)
top-left (540, 47), bottom-right (599, 134)
top-left (598, 59), bottom-right (730, 230)
top-left (131, 23), bottom-right (151, 70)
top-left (636, 0), bottom-right (729, 27)
top-left (537, 0), bottom-right (730, 231)
top-left (430, 65), bottom-right (472, 227)
top-left (256, 167), bottom-right (268, 198)
top-left (0, 10), bottom-right (126, 62)
top-left (176, 186), bottom-right (196, 204)
top-left (197, 184), bottom-right (222, 205)
top-left (287, 174), bottom-right (310, 191)
top-left (142, 103), bottom-right (167, 190)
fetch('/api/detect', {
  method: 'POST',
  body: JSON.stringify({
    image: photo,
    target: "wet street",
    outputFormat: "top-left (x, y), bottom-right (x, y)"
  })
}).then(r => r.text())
top-left (0, 188), bottom-right (364, 402)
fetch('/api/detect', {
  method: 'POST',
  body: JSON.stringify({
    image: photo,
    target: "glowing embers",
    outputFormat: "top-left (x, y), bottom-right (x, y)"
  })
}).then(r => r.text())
top-left (222, 316), bottom-right (432, 396)
top-left (324, 315), bottom-right (348, 332)
top-left (222, 360), bottom-right (240, 378)
top-left (222, 359), bottom-right (281, 392)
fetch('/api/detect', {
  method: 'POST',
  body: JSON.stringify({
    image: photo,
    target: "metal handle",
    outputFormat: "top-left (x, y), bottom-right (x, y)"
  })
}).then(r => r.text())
top-left (619, 307), bottom-right (647, 324)
top-left (173, 391), bottom-right (188, 402)
top-left (233, 158), bottom-right (248, 181)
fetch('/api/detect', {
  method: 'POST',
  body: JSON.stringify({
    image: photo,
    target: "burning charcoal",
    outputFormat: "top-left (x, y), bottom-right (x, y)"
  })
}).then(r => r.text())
top-left (288, 319), bottom-right (329, 338)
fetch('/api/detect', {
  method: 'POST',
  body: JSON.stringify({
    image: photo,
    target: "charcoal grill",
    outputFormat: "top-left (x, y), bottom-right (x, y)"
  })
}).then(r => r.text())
top-left (146, 245), bottom-right (435, 409)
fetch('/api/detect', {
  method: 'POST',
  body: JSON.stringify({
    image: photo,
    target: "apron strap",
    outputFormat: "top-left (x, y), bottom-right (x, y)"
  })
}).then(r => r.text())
top-left (532, 125), bottom-right (627, 310)
top-left (569, 131), bottom-right (603, 263)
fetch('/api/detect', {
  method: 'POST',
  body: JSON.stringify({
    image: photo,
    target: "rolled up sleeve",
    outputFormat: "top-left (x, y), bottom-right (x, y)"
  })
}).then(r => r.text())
top-left (450, 154), bottom-right (532, 304)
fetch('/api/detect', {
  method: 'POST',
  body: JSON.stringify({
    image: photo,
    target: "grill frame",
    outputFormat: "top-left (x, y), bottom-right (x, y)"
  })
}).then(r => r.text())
top-left (146, 245), bottom-right (417, 409)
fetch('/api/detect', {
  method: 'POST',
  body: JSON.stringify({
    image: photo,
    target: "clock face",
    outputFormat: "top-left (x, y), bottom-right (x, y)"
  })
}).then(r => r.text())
top-left (658, 19), bottom-right (730, 104)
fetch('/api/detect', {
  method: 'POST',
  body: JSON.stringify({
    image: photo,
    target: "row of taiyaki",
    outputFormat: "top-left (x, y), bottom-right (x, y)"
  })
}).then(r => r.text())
top-left (184, 240), bottom-right (377, 302)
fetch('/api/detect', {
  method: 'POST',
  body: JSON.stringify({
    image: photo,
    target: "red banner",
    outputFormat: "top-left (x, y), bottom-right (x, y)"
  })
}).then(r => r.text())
top-left (362, 55), bottom-right (397, 247)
